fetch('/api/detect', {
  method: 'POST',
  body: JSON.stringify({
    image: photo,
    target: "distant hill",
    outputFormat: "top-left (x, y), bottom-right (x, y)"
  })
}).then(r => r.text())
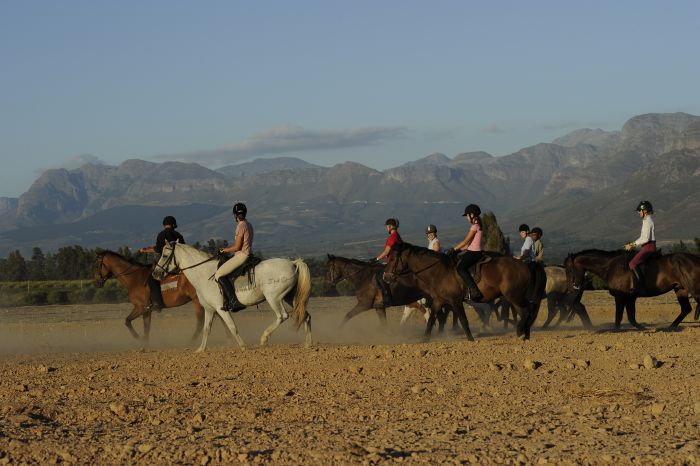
top-left (1, 112), bottom-right (699, 260)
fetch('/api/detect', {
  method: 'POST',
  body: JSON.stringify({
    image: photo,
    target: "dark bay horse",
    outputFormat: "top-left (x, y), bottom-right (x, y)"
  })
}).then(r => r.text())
top-left (94, 250), bottom-right (206, 345)
top-left (326, 254), bottom-right (433, 327)
top-left (384, 243), bottom-right (546, 341)
top-left (564, 249), bottom-right (700, 329)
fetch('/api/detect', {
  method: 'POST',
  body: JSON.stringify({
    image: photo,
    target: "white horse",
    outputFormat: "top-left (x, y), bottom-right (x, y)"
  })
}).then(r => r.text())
top-left (152, 241), bottom-right (312, 351)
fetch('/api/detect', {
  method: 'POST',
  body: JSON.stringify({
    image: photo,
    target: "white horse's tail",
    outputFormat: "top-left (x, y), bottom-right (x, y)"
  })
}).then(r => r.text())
top-left (292, 259), bottom-right (312, 330)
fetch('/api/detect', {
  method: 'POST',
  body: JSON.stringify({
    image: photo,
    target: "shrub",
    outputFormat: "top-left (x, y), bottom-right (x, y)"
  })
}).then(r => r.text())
top-left (47, 290), bottom-right (69, 305)
top-left (25, 291), bottom-right (48, 306)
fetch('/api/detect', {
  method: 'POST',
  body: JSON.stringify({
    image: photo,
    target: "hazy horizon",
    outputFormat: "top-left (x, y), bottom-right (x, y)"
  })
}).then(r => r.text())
top-left (2, 1), bottom-right (700, 197)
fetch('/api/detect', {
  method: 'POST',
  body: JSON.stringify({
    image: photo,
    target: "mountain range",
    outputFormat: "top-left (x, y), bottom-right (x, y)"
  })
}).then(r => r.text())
top-left (1, 112), bottom-right (699, 260)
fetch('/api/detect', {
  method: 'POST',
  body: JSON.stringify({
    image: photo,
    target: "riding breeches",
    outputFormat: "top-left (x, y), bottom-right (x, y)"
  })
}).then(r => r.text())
top-left (629, 242), bottom-right (656, 270)
top-left (214, 253), bottom-right (249, 280)
top-left (457, 250), bottom-right (483, 273)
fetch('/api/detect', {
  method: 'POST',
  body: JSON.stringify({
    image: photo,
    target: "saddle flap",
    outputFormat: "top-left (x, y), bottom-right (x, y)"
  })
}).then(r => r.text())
top-left (468, 255), bottom-right (493, 283)
top-left (224, 255), bottom-right (262, 286)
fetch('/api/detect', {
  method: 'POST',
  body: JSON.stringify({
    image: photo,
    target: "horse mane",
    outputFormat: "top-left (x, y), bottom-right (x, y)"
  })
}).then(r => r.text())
top-left (173, 242), bottom-right (213, 260)
top-left (98, 250), bottom-right (148, 266)
top-left (397, 242), bottom-right (454, 266)
top-left (327, 255), bottom-right (372, 267)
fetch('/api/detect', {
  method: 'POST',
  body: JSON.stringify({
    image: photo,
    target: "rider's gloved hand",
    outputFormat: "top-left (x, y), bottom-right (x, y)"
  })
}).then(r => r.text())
top-left (444, 248), bottom-right (456, 256)
top-left (369, 257), bottom-right (380, 264)
top-left (218, 248), bottom-right (226, 255)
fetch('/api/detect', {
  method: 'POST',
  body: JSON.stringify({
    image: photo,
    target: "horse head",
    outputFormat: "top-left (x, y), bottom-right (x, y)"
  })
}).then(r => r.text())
top-left (564, 252), bottom-right (587, 293)
top-left (325, 255), bottom-right (342, 285)
top-left (93, 251), bottom-right (112, 287)
top-left (153, 241), bottom-right (179, 280)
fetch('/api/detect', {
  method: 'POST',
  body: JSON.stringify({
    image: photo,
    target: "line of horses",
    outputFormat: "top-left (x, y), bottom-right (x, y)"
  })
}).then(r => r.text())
top-left (93, 242), bottom-right (700, 352)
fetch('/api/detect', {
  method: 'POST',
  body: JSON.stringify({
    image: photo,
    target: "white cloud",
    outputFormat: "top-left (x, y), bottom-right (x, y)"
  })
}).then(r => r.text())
top-left (154, 125), bottom-right (407, 165)
top-left (481, 123), bottom-right (506, 134)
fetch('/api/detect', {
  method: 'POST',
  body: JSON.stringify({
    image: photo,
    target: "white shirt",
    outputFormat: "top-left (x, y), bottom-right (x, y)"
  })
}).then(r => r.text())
top-left (633, 216), bottom-right (655, 246)
top-left (520, 236), bottom-right (535, 262)
top-left (428, 237), bottom-right (441, 252)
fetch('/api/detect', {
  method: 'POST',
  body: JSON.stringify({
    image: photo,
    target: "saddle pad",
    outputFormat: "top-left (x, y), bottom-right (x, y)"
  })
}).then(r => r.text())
top-left (160, 273), bottom-right (179, 292)
top-left (469, 255), bottom-right (493, 284)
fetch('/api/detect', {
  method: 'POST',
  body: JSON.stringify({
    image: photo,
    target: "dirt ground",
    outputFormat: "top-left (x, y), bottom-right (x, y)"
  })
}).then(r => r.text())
top-left (1, 292), bottom-right (699, 465)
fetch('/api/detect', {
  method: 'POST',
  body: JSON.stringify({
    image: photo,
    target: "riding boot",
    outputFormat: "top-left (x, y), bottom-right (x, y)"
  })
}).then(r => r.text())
top-left (457, 268), bottom-right (483, 302)
top-left (218, 277), bottom-right (246, 312)
top-left (380, 281), bottom-right (392, 308)
top-left (630, 267), bottom-right (646, 296)
top-left (147, 277), bottom-right (164, 312)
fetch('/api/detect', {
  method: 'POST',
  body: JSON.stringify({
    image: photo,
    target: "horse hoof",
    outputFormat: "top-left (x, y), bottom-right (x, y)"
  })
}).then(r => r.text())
top-left (194, 348), bottom-right (205, 353)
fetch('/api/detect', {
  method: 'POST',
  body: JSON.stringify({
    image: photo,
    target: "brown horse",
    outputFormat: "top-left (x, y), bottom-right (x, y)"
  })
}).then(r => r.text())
top-left (94, 250), bottom-right (206, 345)
top-left (564, 249), bottom-right (700, 329)
top-left (384, 243), bottom-right (546, 341)
top-left (326, 254), bottom-right (433, 326)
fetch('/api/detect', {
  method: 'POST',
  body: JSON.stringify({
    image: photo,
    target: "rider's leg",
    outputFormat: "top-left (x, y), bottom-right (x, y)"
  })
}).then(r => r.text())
top-left (147, 276), bottom-right (164, 311)
top-left (628, 243), bottom-right (655, 295)
top-left (457, 252), bottom-right (483, 302)
top-left (214, 254), bottom-right (249, 311)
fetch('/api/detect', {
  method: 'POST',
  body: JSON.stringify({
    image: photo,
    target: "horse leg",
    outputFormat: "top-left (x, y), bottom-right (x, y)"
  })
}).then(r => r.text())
top-left (541, 295), bottom-right (557, 329)
top-left (341, 303), bottom-right (371, 327)
top-left (191, 301), bottom-right (205, 342)
top-left (423, 306), bottom-right (439, 341)
top-left (669, 293), bottom-right (692, 329)
top-left (141, 311), bottom-right (152, 351)
top-left (125, 306), bottom-right (144, 339)
top-left (400, 306), bottom-right (415, 326)
top-left (511, 303), bottom-right (529, 339)
top-left (210, 307), bottom-right (247, 351)
top-left (437, 308), bottom-right (447, 333)
top-left (573, 301), bottom-right (594, 329)
top-left (625, 297), bottom-right (645, 330)
top-left (375, 308), bottom-right (388, 326)
top-left (260, 298), bottom-right (289, 347)
top-left (453, 303), bottom-right (475, 342)
top-left (613, 295), bottom-right (625, 329)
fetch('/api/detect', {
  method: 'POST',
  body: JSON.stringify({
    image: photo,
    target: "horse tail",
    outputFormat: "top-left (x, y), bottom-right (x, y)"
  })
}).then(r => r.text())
top-left (292, 258), bottom-right (312, 330)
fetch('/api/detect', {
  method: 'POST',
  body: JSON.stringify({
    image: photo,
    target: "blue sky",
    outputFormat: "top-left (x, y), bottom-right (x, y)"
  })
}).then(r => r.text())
top-left (1, 0), bottom-right (699, 197)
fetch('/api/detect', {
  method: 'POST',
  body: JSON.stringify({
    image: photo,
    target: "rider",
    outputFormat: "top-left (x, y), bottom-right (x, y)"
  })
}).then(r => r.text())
top-left (514, 224), bottom-right (535, 262)
top-left (624, 200), bottom-right (655, 295)
top-left (215, 203), bottom-right (254, 312)
top-left (139, 215), bottom-right (185, 311)
top-left (426, 224), bottom-right (441, 252)
top-left (531, 227), bottom-right (544, 264)
top-left (446, 204), bottom-right (484, 302)
top-left (372, 218), bottom-right (402, 307)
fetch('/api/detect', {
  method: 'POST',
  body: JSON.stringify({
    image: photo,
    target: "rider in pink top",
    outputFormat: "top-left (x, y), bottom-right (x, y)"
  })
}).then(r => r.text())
top-left (445, 204), bottom-right (484, 302)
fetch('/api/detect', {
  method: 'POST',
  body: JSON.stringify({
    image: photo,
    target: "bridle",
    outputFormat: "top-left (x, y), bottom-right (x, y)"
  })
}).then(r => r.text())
top-left (95, 253), bottom-right (138, 286)
top-left (153, 242), bottom-right (218, 278)
top-left (327, 259), bottom-right (376, 285)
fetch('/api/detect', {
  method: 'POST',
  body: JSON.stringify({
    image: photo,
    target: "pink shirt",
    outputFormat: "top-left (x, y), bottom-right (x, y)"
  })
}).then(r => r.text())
top-left (234, 220), bottom-right (254, 256)
top-left (466, 223), bottom-right (482, 252)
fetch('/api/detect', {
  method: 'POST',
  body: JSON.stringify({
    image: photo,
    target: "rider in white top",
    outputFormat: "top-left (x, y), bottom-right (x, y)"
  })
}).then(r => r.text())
top-left (514, 224), bottom-right (535, 262)
top-left (426, 224), bottom-right (441, 252)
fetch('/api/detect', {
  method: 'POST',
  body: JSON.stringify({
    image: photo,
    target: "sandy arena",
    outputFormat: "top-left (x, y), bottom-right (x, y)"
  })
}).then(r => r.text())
top-left (1, 292), bottom-right (699, 465)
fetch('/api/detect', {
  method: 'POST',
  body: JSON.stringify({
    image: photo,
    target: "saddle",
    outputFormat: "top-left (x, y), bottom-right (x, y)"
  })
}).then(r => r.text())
top-left (467, 255), bottom-right (493, 284)
top-left (218, 254), bottom-right (262, 286)
top-left (159, 273), bottom-right (180, 293)
top-left (625, 250), bottom-right (662, 273)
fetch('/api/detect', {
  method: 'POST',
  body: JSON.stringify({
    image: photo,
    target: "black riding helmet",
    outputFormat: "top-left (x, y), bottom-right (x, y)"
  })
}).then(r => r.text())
top-left (232, 202), bottom-right (247, 217)
top-left (462, 204), bottom-right (481, 217)
top-left (385, 218), bottom-right (399, 228)
top-left (426, 224), bottom-right (437, 234)
top-left (636, 200), bottom-right (653, 214)
top-left (162, 216), bottom-right (178, 228)
top-left (519, 224), bottom-right (530, 233)
top-left (531, 227), bottom-right (543, 236)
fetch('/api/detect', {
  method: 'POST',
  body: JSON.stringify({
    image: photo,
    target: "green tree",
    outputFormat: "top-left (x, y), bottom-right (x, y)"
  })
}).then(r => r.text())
top-left (671, 240), bottom-right (689, 253)
top-left (4, 250), bottom-right (27, 281)
top-left (694, 237), bottom-right (700, 254)
top-left (27, 247), bottom-right (47, 281)
top-left (482, 212), bottom-right (509, 254)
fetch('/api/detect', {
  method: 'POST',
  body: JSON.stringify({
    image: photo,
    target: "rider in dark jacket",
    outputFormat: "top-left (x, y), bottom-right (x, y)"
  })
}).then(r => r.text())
top-left (139, 216), bottom-right (185, 311)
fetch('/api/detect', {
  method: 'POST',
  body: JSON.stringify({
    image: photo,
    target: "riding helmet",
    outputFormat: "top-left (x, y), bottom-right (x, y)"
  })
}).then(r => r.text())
top-left (519, 224), bottom-right (530, 233)
top-left (531, 227), bottom-right (543, 236)
top-left (162, 215), bottom-right (178, 228)
top-left (232, 202), bottom-right (247, 217)
top-left (385, 217), bottom-right (399, 228)
top-left (636, 200), bottom-right (653, 214)
top-left (462, 204), bottom-right (481, 217)
top-left (426, 224), bottom-right (437, 234)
